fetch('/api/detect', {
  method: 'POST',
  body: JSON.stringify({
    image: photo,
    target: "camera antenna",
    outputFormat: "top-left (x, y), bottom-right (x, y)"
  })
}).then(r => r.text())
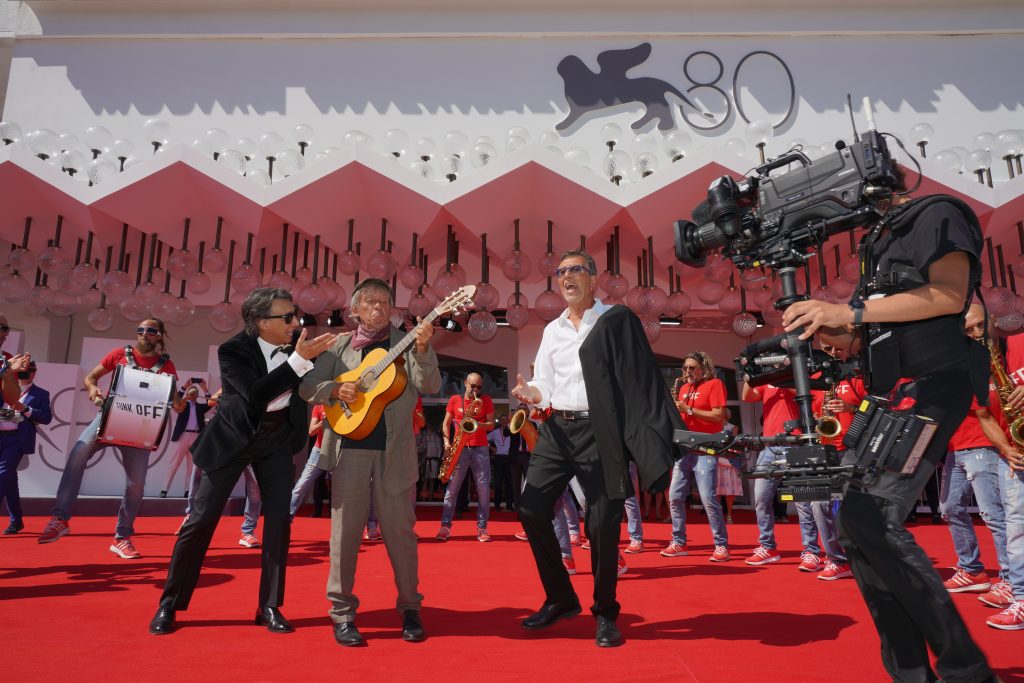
top-left (846, 94), bottom-right (860, 143)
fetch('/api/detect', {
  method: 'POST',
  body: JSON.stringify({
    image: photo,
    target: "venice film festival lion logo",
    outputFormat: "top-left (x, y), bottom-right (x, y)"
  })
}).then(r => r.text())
top-left (555, 43), bottom-right (714, 133)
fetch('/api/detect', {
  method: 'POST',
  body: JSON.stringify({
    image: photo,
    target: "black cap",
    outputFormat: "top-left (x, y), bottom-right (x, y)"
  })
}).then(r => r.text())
top-left (353, 277), bottom-right (393, 299)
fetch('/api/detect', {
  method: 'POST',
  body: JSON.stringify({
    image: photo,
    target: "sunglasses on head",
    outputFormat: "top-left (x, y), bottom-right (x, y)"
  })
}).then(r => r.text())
top-left (0, 324), bottom-right (9, 333)
top-left (264, 311), bottom-right (298, 325)
top-left (555, 264), bottom-right (593, 278)
top-left (137, 326), bottom-right (160, 336)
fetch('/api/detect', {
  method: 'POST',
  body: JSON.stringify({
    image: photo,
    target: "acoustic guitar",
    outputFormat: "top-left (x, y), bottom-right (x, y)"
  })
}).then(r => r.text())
top-left (324, 285), bottom-right (476, 439)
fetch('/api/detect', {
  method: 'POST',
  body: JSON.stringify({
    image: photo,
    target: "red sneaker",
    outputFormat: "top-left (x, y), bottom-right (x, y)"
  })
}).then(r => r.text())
top-left (986, 601), bottom-right (1024, 630)
top-left (943, 569), bottom-right (991, 593)
top-left (109, 536), bottom-right (141, 559)
top-left (514, 531), bottom-right (529, 541)
top-left (366, 527), bottom-right (382, 542)
top-left (798, 552), bottom-right (823, 572)
top-left (563, 556), bottom-right (577, 575)
top-left (569, 533), bottom-right (583, 547)
top-left (580, 536), bottom-right (591, 550)
top-left (818, 560), bottom-right (853, 581)
top-left (239, 533), bottom-right (261, 548)
top-left (660, 542), bottom-right (688, 557)
top-left (978, 581), bottom-right (1015, 608)
top-left (624, 540), bottom-right (643, 554)
top-left (435, 527), bottom-right (451, 542)
top-left (709, 546), bottom-right (730, 562)
top-left (617, 552), bottom-right (627, 576)
top-left (477, 530), bottom-right (492, 543)
top-left (745, 546), bottom-right (781, 566)
top-left (38, 517), bottom-right (69, 544)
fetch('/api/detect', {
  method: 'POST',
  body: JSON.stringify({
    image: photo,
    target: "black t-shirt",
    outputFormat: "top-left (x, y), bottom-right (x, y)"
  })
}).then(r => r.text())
top-left (341, 338), bottom-right (390, 451)
top-left (864, 198), bottom-right (983, 388)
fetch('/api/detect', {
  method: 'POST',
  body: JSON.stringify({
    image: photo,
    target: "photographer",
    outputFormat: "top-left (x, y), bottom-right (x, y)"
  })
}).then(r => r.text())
top-left (781, 192), bottom-right (995, 680)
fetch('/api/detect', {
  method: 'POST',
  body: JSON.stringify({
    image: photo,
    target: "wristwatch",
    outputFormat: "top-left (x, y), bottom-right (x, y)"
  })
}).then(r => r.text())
top-left (686, 406), bottom-right (694, 416)
top-left (848, 299), bottom-right (865, 327)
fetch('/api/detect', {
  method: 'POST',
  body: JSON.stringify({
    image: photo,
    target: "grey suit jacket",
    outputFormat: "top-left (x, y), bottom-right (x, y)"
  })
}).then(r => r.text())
top-left (299, 327), bottom-right (441, 494)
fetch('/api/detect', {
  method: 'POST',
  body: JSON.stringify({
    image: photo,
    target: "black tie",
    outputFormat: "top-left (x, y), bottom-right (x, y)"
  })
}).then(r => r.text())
top-left (271, 345), bottom-right (289, 358)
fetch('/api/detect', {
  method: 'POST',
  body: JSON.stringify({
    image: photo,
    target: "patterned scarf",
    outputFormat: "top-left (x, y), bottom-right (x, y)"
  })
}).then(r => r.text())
top-left (351, 324), bottom-right (390, 351)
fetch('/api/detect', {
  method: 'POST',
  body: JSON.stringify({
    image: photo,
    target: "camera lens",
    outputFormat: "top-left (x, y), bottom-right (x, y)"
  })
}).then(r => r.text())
top-left (674, 219), bottom-right (728, 268)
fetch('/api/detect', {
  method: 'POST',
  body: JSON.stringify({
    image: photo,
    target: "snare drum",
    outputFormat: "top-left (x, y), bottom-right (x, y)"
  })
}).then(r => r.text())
top-left (97, 365), bottom-right (176, 451)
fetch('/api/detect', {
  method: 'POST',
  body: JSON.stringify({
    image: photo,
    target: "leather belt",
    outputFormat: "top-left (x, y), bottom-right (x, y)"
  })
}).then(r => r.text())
top-left (553, 410), bottom-right (590, 421)
top-left (185, 429), bottom-right (201, 433)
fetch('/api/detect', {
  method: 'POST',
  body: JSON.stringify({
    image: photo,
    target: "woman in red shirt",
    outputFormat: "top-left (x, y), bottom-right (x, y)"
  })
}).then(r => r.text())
top-left (661, 352), bottom-right (731, 562)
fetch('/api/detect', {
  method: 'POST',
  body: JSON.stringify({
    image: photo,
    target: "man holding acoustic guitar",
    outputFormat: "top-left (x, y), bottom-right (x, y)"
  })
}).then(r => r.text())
top-left (300, 277), bottom-right (452, 647)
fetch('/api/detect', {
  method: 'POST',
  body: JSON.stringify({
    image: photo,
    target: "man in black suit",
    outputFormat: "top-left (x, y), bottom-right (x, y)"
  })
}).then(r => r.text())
top-left (0, 361), bottom-right (52, 534)
top-left (149, 288), bottom-right (337, 635)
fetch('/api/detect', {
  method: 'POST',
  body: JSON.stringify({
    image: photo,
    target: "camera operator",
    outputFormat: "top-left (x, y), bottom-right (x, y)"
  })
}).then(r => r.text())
top-left (782, 190), bottom-right (995, 680)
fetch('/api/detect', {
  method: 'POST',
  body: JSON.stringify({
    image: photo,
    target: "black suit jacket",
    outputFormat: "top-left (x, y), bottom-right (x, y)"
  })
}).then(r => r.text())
top-left (191, 331), bottom-right (307, 472)
top-left (171, 392), bottom-right (211, 442)
top-left (579, 305), bottom-right (682, 500)
top-left (15, 384), bottom-right (52, 455)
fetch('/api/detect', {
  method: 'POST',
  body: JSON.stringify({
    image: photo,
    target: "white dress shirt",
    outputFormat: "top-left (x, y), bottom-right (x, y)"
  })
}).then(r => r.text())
top-left (528, 298), bottom-right (611, 411)
top-left (257, 337), bottom-right (314, 412)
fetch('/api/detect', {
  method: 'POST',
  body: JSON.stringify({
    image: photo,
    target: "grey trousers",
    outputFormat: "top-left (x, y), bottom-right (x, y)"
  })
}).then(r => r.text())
top-left (327, 448), bottom-right (422, 623)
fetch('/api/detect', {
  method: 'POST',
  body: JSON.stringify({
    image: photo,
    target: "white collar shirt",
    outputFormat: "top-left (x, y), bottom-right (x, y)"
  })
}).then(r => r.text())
top-left (528, 299), bottom-right (611, 411)
top-left (256, 336), bottom-right (314, 412)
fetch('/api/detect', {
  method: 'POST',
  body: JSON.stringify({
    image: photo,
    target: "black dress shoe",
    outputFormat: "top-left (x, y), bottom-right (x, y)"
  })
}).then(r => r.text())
top-left (522, 601), bottom-right (582, 630)
top-left (333, 621), bottom-right (364, 647)
top-left (595, 616), bottom-right (623, 648)
top-left (255, 606), bottom-right (295, 633)
top-left (3, 520), bottom-right (24, 535)
top-left (402, 610), bottom-right (426, 642)
top-left (149, 607), bottom-right (176, 635)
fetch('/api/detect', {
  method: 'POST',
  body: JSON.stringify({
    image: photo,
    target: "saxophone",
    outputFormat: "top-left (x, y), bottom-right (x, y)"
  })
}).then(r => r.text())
top-left (988, 340), bottom-right (1024, 449)
top-left (815, 384), bottom-right (843, 444)
top-left (439, 394), bottom-right (483, 483)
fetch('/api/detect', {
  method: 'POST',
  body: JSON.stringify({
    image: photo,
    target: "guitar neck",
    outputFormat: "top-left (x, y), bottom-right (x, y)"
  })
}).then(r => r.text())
top-left (371, 307), bottom-right (444, 374)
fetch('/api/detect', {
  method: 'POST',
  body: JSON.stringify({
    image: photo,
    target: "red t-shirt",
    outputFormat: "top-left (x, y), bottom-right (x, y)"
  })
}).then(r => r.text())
top-left (1005, 335), bottom-right (1024, 388)
top-left (676, 378), bottom-right (727, 434)
top-left (949, 386), bottom-right (1001, 452)
top-left (311, 404), bottom-right (326, 449)
top-left (811, 377), bottom-right (866, 450)
top-left (746, 384), bottom-right (798, 437)
top-left (446, 394), bottom-right (494, 447)
top-left (100, 347), bottom-right (178, 379)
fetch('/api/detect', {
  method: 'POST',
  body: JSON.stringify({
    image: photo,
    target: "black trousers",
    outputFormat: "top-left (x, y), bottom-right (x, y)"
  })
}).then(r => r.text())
top-left (160, 410), bottom-right (295, 610)
top-left (518, 416), bottom-right (623, 620)
top-left (509, 450), bottom-right (530, 511)
top-left (838, 372), bottom-right (993, 683)
top-left (492, 455), bottom-right (513, 510)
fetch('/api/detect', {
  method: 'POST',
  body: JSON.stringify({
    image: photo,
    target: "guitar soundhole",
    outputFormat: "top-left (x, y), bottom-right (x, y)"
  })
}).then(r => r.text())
top-left (359, 370), bottom-right (378, 392)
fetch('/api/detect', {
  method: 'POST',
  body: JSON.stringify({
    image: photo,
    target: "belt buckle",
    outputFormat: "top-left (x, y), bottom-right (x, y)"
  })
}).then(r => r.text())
top-left (561, 410), bottom-right (575, 422)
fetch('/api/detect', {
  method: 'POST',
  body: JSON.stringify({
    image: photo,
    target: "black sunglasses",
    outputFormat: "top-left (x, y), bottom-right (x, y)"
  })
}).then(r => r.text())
top-left (469, 383), bottom-right (483, 389)
top-left (0, 324), bottom-right (9, 333)
top-left (264, 311), bottom-right (298, 325)
top-left (555, 264), bottom-right (594, 278)
top-left (136, 326), bottom-right (160, 336)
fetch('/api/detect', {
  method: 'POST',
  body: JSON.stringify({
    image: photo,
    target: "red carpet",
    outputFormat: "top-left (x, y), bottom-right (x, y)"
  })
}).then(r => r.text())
top-left (1, 508), bottom-right (1021, 682)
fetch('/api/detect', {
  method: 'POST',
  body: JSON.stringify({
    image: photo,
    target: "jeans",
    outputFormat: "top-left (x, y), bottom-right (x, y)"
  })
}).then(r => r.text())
top-left (998, 459), bottom-right (1024, 600)
top-left (289, 446), bottom-right (322, 516)
top-left (623, 461), bottom-right (643, 542)
top-left (554, 489), bottom-right (573, 557)
top-left (753, 447), bottom-right (821, 552)
top-left (940, 447), bottom-right (1008, 580)
top-left (440, 445), bottom-right (491, 529)
top-left (186, 463), bottom-right (262, 535)
top-left (0, 433), bottom-right (25, 523)
top-left (668, 452), bottom-right (728, 547)
top-left (52, 413), bottom-right (152, 538)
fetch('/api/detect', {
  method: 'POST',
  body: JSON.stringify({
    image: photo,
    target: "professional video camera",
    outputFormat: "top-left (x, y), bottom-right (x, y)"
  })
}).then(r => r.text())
top-left (670, 99), bottom-right (933, 501)
top-left (674, 130), bottom-right (902, 271)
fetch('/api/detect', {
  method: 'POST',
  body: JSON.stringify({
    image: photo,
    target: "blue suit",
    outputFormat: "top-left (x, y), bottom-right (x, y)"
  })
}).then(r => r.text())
top-left (1, 383), bottom-right (52, 525)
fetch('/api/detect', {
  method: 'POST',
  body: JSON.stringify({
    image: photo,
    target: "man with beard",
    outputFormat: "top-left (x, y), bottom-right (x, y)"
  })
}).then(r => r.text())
top-left (39, 318), bottom-right (184, 559)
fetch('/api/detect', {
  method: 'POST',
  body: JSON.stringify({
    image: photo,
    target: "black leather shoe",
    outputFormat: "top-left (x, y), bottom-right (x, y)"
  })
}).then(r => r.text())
top-left (149, 607), bottom-right (176, 635)
top-left (402, 610), bottom-right (426, 642)
top-left (595, 616), bottom-right (623, 647)
top-left (255, 606), bottom-right (295, 633)
top-left (333, 621), bottom-right (364, 647)
top-left (3, 520), bottom-right (24, 535)
top-left (521, 601), bottom-right (582, 630)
